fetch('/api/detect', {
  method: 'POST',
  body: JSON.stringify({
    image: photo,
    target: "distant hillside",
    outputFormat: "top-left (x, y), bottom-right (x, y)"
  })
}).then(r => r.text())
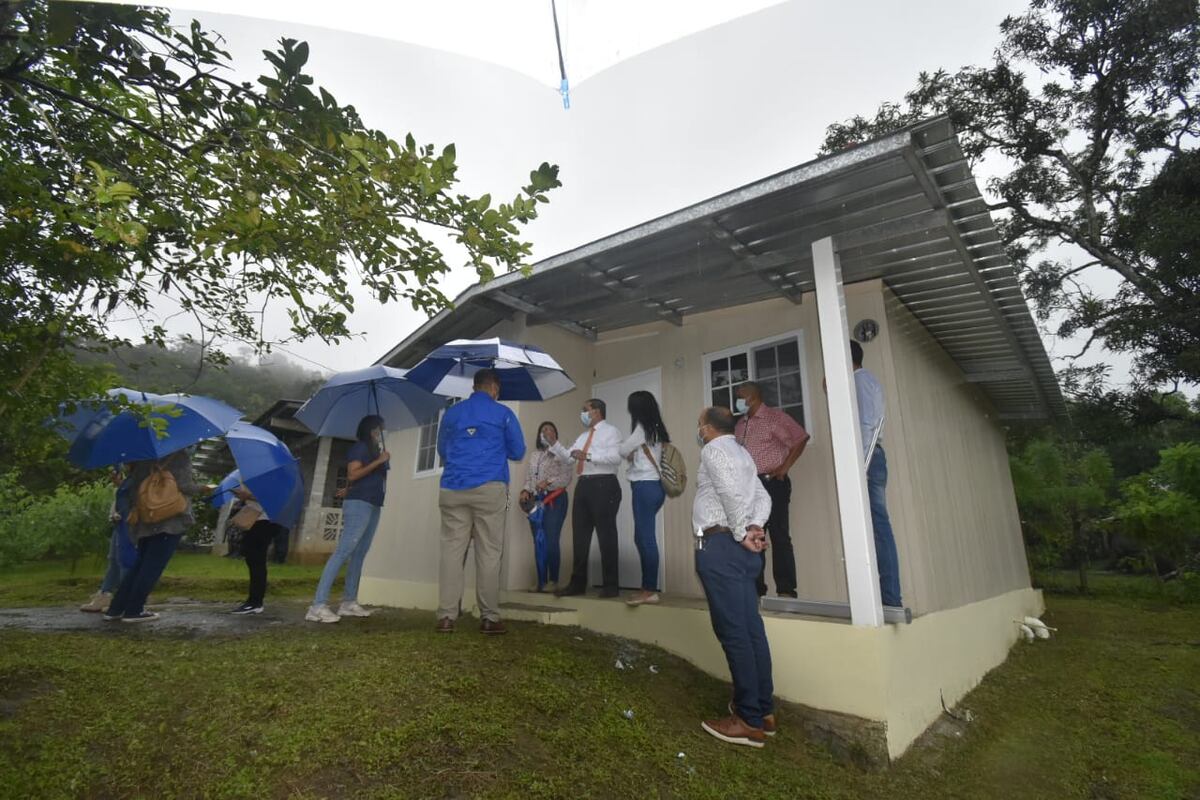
top-left (74, 341), bottom-right (328, 420)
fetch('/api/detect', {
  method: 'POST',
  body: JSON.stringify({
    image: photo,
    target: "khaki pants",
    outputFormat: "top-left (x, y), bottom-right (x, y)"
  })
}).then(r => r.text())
top-left (437, 481), bottom-right (508, 622)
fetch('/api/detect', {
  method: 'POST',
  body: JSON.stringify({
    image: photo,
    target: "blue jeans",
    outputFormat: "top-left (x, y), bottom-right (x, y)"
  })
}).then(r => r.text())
top-left (528, 490), bottom-right (568, 585)
top-left (105, 532), bottom-right (182, 617)
top-left (868, 446), bottom-right (902, 607)
top-left (631, 480), bottom-right (665, 591)
top-left (314, 499), bottom-right (381, 607)
top-left (98, 529), bottom-right (127, 594)
top-left (695, 532), bottom-right (773, 728)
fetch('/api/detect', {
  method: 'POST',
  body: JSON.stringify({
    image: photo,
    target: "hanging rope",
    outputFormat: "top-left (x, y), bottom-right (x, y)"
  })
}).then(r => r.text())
top-left (551, 0), bottom-right (570, 109)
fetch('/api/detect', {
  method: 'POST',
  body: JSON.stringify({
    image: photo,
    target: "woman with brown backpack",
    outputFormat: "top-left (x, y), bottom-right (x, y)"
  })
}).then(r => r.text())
top-left (104, 448), bottom-right (211, 623)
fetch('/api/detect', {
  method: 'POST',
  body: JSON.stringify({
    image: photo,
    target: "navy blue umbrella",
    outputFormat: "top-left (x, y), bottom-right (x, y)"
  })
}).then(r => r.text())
top-left (405, 338), bottom-right (575, 401)
top-left (295, 365), bottom-right (444, 441)
top-left (526, 488), bottom-right (565, 591)
top-left (215, 423), bottom-right (305, 529)
top-left (57, 388), bottom-right (243, 469)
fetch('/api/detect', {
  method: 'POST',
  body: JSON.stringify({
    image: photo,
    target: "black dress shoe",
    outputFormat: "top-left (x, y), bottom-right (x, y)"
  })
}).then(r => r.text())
top-left (598, 587), bottom-right (620, 599)
top-left (555, 584), bottom-right (585, 597)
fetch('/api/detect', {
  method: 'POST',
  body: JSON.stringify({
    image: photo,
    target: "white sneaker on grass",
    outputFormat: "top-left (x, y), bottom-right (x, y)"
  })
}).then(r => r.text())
top-left (337, 601), bottom-right (372, 618)
top-left (79, 591), bottom-right (111, 613)
top-left (305, 604), bottom-right (340, 623)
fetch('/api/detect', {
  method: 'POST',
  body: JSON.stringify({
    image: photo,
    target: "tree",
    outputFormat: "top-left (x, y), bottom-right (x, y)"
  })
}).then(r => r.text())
top-left (1114, 442), bottom-right (1200, 578)
top-left (820, 0), bottom-right (1200, 386)
top-left (1010, 438), bottom-right (1113, 591)
top-left (0, 1), bottom-right (561, 471)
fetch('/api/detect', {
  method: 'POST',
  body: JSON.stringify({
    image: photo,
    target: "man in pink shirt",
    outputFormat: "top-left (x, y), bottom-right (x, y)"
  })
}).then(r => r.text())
top-left (733, 382), bottom-right (810, 597)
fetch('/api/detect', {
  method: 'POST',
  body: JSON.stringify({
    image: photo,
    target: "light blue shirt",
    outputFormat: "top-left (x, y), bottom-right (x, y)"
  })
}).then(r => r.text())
top-left (854, 367), bottom-right (885, 461)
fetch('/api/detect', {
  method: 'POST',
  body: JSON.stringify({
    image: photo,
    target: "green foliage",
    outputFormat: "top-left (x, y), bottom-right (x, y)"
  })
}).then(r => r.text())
top-left (1114, 442), bottom-right (1200, 575)
top-left (0, 472), bottom-right (112, 567)
top-left (821, 0), bottom-right (1200, 386)
top-left (0, 1), bottom-right (560, 477)
top-left (1010, 439), bottom-right (1113, 586)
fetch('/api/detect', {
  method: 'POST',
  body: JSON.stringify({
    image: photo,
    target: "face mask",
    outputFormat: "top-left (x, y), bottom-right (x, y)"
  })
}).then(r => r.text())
top-left (734, 398), bottom-right (748, 414)
top-left (696, 428), bottom-right (706, 447)
top-left (580, 411), bottom-right (592, 428)
top-left (538, 434), bottom-right (549, 447)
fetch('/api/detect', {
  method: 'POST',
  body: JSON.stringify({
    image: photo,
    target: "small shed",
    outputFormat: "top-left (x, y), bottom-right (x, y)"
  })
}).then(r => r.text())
top-left (353, 117), bottom-right (1062, 760)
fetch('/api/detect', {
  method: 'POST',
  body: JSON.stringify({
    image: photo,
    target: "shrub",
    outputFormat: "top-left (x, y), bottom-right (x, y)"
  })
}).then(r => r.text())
top-left (0, 473), bottom-right (113, 568)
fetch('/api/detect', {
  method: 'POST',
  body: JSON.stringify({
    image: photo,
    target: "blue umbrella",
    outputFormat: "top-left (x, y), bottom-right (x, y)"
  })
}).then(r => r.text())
top-left (526, 488), bottom-right (565, 591)
top-left (295, 365), bottom-right (444, 440)
top-left (405, 337), bottom-right (576, 401)
top-left (211, 469), bottom-right (244, 509)
top-left (214, 423), bottom-right (305, 529)
top-left (58, 388), bottom-right (243, 469)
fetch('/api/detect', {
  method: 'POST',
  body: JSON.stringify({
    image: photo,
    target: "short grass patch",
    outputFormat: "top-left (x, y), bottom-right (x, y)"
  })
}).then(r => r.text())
top-left (0, 560), bottom-right (1196, 799)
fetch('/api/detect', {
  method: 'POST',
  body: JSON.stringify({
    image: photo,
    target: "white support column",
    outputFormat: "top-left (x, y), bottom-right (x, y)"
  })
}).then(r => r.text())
top-left (811, 236), bottom-right (885, 627)
top-left (300, 435), bottom-right (333, 549)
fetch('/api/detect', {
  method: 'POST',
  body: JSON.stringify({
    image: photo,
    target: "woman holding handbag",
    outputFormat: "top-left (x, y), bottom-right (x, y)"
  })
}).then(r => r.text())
top-left (228, 486), bottom-right (287, 615)
top-left (618, 391), bottom-right (671, 606)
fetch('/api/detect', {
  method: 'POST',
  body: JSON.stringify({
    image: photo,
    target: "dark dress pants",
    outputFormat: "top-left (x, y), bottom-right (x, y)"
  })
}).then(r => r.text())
top-left (755, 475), bottom-right (797, 596)
top-left (567, 475), bottom-right (621, 591)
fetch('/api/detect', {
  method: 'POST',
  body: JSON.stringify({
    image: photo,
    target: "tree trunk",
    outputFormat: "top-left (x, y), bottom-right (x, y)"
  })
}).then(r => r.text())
top-left (1074, 518), bottom-right (1089, 593)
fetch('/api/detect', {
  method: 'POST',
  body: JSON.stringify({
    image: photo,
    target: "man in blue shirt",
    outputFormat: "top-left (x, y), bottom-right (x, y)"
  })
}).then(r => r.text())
top-left (435, 368), bottom-right (525, 634)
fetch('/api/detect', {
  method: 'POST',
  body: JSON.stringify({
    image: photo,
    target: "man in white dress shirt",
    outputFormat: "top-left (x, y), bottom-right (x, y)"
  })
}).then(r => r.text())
top-left (693, 406), bottom-right (776, 748)
top-left (550, 398), bottom-right (624, 598)
top-left (851, 340), bottom-right (902, 607)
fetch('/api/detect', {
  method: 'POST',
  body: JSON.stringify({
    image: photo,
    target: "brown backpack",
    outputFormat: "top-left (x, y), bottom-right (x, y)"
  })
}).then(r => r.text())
top-left (129, 462), bottom-right (189, 525)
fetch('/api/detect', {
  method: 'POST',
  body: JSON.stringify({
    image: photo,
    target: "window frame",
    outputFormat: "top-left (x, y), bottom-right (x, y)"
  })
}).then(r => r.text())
top-left (413, 406), bottom-right (448, 479)
top-left (701, 329), bottom-right (814, 437)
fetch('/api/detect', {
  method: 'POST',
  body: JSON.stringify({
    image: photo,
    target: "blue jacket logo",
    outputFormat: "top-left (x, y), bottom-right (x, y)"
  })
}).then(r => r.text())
top-left (466, 427), bottom-right (477, 436)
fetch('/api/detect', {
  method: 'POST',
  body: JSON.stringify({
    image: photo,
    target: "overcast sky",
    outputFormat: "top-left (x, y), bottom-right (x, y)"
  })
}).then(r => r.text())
top-left (127, 0), bottom-right (1132, 385)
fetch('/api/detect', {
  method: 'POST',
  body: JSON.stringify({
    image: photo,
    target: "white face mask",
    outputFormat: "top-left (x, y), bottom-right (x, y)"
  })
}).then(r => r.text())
top-left (538, 433), bottom-right (549, 447)
top-left (696, 427), bottom-right (706, 447)
top-left (734, 398), bottom-right (748, 414)
top-left (580, 410), bottom-right (593, 428)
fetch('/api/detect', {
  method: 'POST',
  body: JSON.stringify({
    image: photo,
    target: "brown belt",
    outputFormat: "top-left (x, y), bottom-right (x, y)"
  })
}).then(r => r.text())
top-left (702, 525), bottom-right (732, 537)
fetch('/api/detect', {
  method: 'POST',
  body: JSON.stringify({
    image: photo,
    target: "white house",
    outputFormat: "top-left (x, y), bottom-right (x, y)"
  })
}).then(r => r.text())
top-left (310, 118), bottom-right (1062, 761)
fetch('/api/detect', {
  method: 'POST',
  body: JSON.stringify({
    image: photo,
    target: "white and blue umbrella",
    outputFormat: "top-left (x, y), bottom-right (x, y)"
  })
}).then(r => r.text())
top-left (295, 365), bottom-right (445, 440)
top-left (55, 387), bottom-right (243, 469)
top-left (405, 338), bottom-right (575, 401)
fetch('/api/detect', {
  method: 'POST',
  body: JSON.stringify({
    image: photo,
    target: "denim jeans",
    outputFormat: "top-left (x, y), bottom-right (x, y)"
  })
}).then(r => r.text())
top-left (105, 532), bottom-right (182, 617)
top-left (630, 480), bottom-right (665, 591)
top-left (695, 532), bottom-right (774, 728)
top-left (868, 446), bottom-right (903, 607)
top-left (314, 499), bottom-right (381, 607)
top-left (98, 528), bottom-right (127, 594)
top-left (528, 490), bottom-right (568, 585)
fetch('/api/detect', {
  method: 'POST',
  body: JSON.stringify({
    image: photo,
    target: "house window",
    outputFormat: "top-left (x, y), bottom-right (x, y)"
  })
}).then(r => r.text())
top-left (414, 400), bottom-right (455, 476)
top-left (704, 331), bottom-right (810, 430)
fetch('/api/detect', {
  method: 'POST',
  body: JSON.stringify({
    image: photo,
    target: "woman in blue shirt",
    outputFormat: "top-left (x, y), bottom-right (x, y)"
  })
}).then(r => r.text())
top-left (306, 415), bottom-right (389, 623)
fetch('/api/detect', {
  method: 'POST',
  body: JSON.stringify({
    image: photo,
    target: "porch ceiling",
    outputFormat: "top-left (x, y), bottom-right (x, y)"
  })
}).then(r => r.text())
top-left (380, 117), bottom-right (1064, 420)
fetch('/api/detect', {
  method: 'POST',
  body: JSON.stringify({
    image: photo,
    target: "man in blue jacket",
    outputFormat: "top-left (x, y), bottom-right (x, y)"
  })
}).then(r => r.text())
top-left (435, 368), bottom-right (526, 634)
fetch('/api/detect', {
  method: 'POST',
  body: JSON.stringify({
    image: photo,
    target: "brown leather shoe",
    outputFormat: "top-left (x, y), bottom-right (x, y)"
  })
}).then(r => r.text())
top-left (729, 701), bottom-right (777, 736)
top-left (435, 617), bottom-right (455, 633)
top-left (701, 715), bottom-right (766, 748)
top-left (479, 618), bottom-right (507, 635)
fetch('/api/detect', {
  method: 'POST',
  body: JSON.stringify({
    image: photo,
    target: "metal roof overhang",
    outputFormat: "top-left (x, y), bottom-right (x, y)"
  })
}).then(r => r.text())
top-left (379, 117), bottom-right (1064, 420)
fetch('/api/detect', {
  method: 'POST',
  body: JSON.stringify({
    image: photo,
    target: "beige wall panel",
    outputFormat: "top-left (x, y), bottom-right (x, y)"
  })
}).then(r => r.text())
top-left (882, 290), bottom-right (1031, 613)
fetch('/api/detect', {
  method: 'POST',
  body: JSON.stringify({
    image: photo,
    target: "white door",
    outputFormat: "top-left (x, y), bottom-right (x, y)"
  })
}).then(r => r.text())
top-left (589, 368), bottom-right (665, 590)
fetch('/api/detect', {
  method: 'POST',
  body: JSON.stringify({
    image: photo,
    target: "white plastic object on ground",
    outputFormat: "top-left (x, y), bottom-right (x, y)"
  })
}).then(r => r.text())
top-left (1018, 623), bottom-right (1035, 642)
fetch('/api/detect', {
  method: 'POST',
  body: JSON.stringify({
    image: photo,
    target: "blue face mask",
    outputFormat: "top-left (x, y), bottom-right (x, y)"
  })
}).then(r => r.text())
top-left (735, 398), bottom-right (748, 414)
top-left (696, 427), bottom-right (706, 447)
top-left (580, 410), bottom-right (592, 428)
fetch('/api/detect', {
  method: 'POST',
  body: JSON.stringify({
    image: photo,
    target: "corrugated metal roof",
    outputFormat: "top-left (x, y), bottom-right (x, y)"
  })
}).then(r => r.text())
top-left (379, 117), bottom-right (1064, 420)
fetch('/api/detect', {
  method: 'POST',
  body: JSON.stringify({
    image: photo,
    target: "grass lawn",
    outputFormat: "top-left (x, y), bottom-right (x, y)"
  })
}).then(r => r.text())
top-left (0, 558), bottom-right (1197, 799)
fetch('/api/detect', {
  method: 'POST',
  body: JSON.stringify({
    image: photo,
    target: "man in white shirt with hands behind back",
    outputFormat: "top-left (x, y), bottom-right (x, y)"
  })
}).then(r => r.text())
top-left (693, 405), bottom-right (776, 748)
top-left (550, 398), bottom-right (624, 598)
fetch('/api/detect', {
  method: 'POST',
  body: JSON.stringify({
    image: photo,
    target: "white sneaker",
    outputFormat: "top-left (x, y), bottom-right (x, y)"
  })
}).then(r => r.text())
top-left (337, 601), bottom-right (372, 618)
top-left (79, 591), bottom-right (111, 613)
top-left (305, 604), bottom-right (340, 623)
